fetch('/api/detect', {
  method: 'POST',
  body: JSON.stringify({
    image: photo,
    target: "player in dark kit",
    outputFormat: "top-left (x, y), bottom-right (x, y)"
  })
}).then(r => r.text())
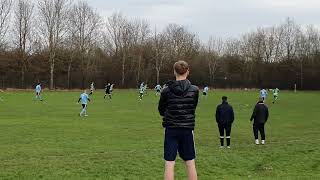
top-left (158, 60), bottom-right (199, 180)
top-left (215, 96), bottom-right (235, 148)
top-left (104, 83), bottom-right (112, 99)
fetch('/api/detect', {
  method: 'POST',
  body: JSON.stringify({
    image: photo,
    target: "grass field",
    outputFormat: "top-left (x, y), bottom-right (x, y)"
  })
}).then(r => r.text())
top-left (0, 89), bottom-right (319, 180)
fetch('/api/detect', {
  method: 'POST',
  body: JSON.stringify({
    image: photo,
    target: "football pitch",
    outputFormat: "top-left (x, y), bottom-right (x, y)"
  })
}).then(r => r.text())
top-left (0, 90), bottom-right (319, 179)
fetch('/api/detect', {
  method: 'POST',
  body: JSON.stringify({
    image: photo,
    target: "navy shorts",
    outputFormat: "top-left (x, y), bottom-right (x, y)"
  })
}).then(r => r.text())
top-left (164, 128), bottom-right (195, 161)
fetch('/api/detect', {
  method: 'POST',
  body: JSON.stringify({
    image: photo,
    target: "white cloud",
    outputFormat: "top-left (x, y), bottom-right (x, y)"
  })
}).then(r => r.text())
top-left (75, 0), bottom-right (320, 40)
top-left (254, 0), bottom-right (320, 8)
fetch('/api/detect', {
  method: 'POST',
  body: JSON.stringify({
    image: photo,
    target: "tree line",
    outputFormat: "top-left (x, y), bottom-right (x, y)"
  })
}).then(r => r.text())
top-left (0, 0), bottom-right (319, 90)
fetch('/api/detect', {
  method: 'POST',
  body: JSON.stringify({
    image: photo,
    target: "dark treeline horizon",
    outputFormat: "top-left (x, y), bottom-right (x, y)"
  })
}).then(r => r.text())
top-left (0, 0), bottom-right (320, 90)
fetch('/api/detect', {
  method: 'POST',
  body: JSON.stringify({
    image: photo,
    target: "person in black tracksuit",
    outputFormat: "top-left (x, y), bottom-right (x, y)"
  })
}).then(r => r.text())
top-left (158, 60), bottom-right (199, 180)
top-left (215, 96), bottom-right (234, 148)
top-left (250, 98), bottom-right (269, 145)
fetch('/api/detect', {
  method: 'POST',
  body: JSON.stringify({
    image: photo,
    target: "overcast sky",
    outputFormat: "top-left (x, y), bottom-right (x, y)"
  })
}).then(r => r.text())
top-left (88, 0), bottom-right (320, 41)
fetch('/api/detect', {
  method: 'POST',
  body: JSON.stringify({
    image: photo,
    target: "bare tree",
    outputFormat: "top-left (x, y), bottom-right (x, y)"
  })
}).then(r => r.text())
top-left (295, 26), bottom-right (320, 89)
top-left (224, 38), bottom-right (241, 57)
top-left (106, 13), bottom-right (129, 86)
top-left (278, 18), bottom-right (301, 87)
top-left (0, 0), bottom-right (12, 49)
top-left (205, 36), bottom-right (223, 85)
top-left (296, 32), bottom-right (309, 89)
top-left (281, 18), bottom-right (300, 61)
top-left (106, 13), bottom-right (125, 57)
top-left (270, 26), bottom-right (285, 63)
top-left (130, 19), bottom-right (150, 84)
top-left (12, 0), bottom-right (34, 88)
top-left (38, 0), bottom-right (70, 89)
top-left (64, 33), bottom-right (77, 89)
top-left (152, 28), bottom-right (167, 84)
top-left (305, 25), bottom-right (320, 63)
top-left (121, 21), bottom-right (136, 86)
top-left (260, 27), bottom-right (277, 63)
top-left (69, 0), bottom-right (101, 88)
top-left (163, 24), bottom-right (200, 67)
top-left (1, 10), bottom-right (320, 90)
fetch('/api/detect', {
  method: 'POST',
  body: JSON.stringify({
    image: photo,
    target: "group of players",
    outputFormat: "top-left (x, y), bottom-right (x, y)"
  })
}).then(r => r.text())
top-left (33, 82), bottom-right (114, 117)
top-left (77, 82), bottom-right (115, 117)
top-left (32, 82), bottom-right (280, 118)
top-left (259, 87), bottom-right (280, 104)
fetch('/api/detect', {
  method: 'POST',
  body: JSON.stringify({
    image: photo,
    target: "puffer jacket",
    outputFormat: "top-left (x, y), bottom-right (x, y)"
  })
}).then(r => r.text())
top-left (158, 79), bottom-right (199, 129)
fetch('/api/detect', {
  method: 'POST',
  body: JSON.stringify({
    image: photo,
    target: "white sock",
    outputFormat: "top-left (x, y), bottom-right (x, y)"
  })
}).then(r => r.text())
top-left (80, 109), bottom-right (85, 116)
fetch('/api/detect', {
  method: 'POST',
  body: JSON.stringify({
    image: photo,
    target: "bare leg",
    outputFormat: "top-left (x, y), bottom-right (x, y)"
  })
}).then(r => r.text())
top-left (164, 161), bottom-right (175, 180)
top-left (185, 160), bottom-right (197, 180)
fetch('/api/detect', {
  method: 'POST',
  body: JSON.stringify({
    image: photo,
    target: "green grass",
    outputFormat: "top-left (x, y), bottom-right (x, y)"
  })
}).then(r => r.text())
top-left (0, 90), bottom-right (319, 180)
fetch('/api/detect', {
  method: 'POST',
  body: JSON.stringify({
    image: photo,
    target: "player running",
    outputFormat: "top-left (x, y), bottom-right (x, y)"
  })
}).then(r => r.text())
top-left (270, 88), bottom-right (280, 104)
top-left (203, 85), bottom-right (209, 99)
top-left (78, 90), bottom-right (90, 117)
top-left (35, 83), bottom-right (43, 101)
top-left (139, 82), bottom-right (145, 100)
top-left (154, 84), bottom-right (162, 96)
top-left (104, 83), bottom-right (112, 99)
top-left (259, 88), bottom-right (268, 102)
top-left (89, 82), bottom-right (95, 95)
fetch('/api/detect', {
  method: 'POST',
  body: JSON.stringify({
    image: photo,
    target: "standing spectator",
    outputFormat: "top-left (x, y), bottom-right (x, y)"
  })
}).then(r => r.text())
top-left (215, 96), bottom-right (234, 148)
top-left (158, 60), bottom-right (199, 180)
top-left (250, 97), bottom-right (269, 145)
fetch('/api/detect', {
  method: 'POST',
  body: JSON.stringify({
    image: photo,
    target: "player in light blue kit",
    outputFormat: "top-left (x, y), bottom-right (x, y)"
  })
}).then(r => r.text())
top-left (78, 90), bottom-right (90, 117)
top-left (260, 88), bottom-right (268, 101)
top-left (155, 84), bottom-right (162, 96)
top-left (35, 83), bottom-right (43, 101)
top-left (203, 85), bottom-right (209, 99)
